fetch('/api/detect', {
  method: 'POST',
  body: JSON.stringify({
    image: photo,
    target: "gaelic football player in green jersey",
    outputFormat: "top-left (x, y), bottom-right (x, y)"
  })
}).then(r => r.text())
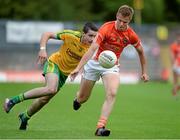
top-left (4, 22), bottom-right (98, 130)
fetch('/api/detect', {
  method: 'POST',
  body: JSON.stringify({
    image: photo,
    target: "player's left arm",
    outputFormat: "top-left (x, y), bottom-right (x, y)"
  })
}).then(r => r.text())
top-left (130, 29), bottom-right (149, 82)
top-left (135, 44), bottom-right (149, 82)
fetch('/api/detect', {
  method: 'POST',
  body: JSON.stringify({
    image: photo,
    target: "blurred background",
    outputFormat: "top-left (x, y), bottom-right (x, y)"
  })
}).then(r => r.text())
top-left (0, 0), bottom-right (179, 83)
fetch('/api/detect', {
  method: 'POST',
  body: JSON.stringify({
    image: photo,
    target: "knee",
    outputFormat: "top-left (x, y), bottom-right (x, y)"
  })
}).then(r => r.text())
top-left (45, 86), bottom-right (58, 95)
top-left (106, 89), bottom-right (117, 100)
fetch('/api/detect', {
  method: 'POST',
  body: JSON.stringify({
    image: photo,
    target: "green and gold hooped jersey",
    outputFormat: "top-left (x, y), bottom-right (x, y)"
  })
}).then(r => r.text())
top-left (49, 30), bottom-right (89, 76)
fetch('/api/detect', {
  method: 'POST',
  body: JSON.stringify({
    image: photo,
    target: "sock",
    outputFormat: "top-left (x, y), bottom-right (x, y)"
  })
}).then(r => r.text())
top-left (10, 93), bottom-right (25, 104)
top-left (97, 116), bottom-right (107, 128)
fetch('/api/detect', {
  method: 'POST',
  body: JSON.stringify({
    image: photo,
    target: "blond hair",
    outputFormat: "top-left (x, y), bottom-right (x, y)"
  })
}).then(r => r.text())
top-left (117, 5), bottom-right (134, 20)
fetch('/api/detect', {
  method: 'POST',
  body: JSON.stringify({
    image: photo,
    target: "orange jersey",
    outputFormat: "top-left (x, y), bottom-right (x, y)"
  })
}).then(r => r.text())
top-left (171, 42), bottom-right (180, 66)
top-left (94, 21), bottom-right (141, 60)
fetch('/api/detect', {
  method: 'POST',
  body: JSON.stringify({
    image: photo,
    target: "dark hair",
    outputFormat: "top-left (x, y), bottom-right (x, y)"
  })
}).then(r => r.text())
top-left (83, 22), bottom-right (98, 33)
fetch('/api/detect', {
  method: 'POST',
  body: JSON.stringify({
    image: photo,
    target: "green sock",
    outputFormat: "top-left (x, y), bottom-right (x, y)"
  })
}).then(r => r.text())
top-left (10, 93), bottom-right (25, 104)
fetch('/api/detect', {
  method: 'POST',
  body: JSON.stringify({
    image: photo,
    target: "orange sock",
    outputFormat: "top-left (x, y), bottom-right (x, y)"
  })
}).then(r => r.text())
top-left (96, 116), bottom-right (107, 128)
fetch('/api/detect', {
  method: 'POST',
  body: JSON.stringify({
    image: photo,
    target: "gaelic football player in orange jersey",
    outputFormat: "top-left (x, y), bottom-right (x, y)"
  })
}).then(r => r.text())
top-left (4, 22), bottom-right (98, 130)
top-left (70, 5), bottom-right (149, 136)
top-left (170, 32), bottom-right (180, 97)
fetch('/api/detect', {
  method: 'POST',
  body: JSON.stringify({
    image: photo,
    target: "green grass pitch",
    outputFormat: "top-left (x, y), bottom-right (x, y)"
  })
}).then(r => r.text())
top-left (0, 82), bottom-right (180, 139)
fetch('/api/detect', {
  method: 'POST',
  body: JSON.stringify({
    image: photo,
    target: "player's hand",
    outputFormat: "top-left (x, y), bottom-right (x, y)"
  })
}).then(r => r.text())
top-left (37, 50), bottom-right (48, 65)
top-left (70, 68), bottom-right (80, 81)
top-left (141, 73), bottom-right (149, 82)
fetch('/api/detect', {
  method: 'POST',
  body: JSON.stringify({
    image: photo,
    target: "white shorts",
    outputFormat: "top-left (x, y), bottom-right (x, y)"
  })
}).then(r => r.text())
top-left (173, 65), bottom-right (180, 75)
top-left (82, 59), bottom-right (120, 81)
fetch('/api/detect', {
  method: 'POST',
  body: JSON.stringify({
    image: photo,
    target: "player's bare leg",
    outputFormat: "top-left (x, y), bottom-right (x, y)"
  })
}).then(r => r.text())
top-left (95, 73), bottom-right (119, 136)
top-left (4, 73), bottom-right (58, 113)
top-left (19, 95), bottom-right (54, 130)
top-left (73, 78), bottom-right (95, 110)
top-left (18, 73), bottom-right (59, 130)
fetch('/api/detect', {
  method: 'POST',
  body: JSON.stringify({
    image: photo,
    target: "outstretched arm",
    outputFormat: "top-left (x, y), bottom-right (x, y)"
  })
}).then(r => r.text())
top-left (70, 42), bottom-right (99, 81)
top-left (37, 32), bottom-right (58, 65)
top-left (135, 45), bottom-right (149, 82)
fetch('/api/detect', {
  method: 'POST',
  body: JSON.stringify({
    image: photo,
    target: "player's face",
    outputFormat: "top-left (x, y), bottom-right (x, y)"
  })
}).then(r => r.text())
top-left (82, 30), bottom-right (97, 45)
top-left (116, 13), bottom-right (131, 31)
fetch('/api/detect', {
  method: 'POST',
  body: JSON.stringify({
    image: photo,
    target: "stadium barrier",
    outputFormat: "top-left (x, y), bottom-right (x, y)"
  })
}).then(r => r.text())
top-left (0, 71), bottom-right (139, 84)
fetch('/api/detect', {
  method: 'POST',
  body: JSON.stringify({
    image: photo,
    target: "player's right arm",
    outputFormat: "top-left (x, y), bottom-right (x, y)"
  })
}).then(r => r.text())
top-left (70, 42), bottom-right (99, 81)
top-left (69, 24), bottom-right (108, 81)
top-left (38, 32), bottom-right (58, 65)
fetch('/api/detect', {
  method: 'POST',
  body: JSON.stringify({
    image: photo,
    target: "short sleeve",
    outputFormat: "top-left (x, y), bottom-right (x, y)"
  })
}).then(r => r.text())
top-left (56, 31), bottom-right (65, 40)
top-left (56, 30), bottom-right (81, 41)
top-left (129, 29), bottom-right (141, 48)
